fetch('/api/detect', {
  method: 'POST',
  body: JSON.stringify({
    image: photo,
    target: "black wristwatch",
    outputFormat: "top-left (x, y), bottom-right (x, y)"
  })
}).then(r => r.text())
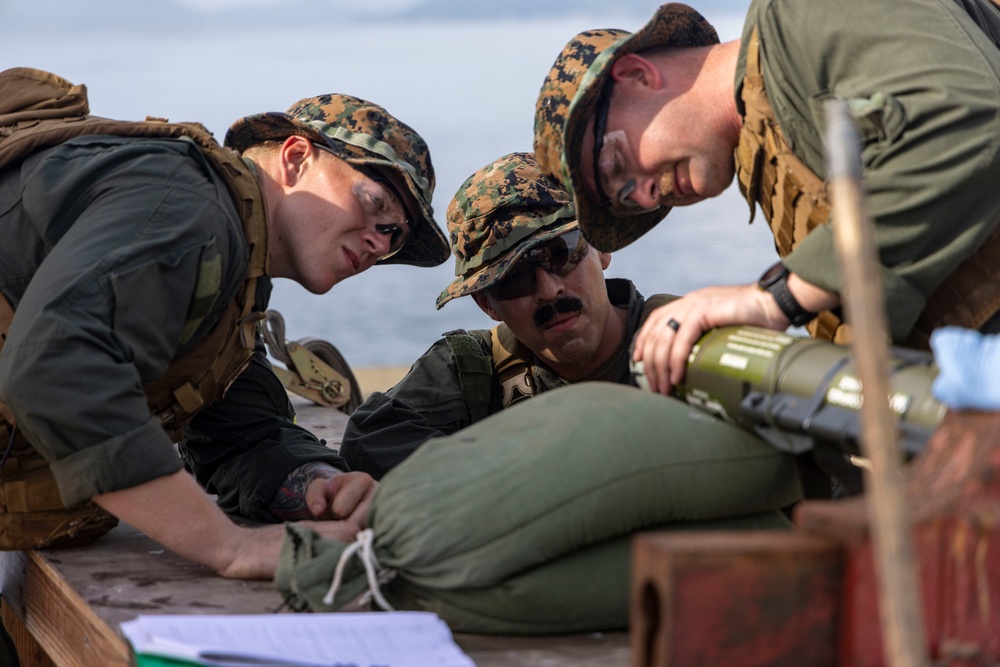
top-left (757, 261), bottom-right (817, 327)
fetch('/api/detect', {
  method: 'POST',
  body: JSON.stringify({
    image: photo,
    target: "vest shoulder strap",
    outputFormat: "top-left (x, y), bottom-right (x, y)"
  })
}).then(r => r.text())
top-left (490, 324), bottom-right (537, 409)
top-left (444, 330), bottom-right (494, 423)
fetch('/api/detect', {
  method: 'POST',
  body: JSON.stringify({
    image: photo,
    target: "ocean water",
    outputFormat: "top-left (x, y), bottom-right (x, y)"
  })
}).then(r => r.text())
top-left (1, 8), bottom-right (779, 367)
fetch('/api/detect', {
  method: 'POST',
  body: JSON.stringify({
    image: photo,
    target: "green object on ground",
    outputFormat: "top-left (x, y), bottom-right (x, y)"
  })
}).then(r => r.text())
top-left (277, 382), bottom-right (799, 634)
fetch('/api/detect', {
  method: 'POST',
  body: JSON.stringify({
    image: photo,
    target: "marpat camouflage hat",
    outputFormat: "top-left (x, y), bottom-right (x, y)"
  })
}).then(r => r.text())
top-left (225, 94), bottom-right (450, 267)
top-left (533, 3), bottom-right (718, 252)
top-left (436, 152), bottom-right (577, 309)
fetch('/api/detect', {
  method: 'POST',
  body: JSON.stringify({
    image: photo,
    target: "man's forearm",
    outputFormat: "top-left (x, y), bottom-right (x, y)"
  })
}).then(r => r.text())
top-left (93, 469), bottom-right (283, 578)
top-left (786, 271), bottom-right (840, 315)
top-left (94, 468), bottom-right (362, 579)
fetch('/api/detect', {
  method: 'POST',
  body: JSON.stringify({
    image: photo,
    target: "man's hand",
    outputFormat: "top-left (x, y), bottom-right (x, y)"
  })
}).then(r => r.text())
top-left (634, 273), bottom-right (840, 395)
top-left (633, 283), bottom-right (788, 395)
top-left (270, 462), bottom-right (377, 526)
top-left (304, 471), bottom-right (377, 526)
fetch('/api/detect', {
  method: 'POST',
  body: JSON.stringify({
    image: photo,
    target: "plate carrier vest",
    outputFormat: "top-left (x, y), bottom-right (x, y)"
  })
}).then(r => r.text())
top-left (735, 29), bottom-right (1000, 349)
top-left (0, 68), bottom-right (269, 550)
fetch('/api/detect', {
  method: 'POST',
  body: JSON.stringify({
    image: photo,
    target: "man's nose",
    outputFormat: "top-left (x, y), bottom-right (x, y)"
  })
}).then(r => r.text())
top-left (627, 174), bottom-right (661, 209)
top-left (533, 265), bottom-right (564, 301)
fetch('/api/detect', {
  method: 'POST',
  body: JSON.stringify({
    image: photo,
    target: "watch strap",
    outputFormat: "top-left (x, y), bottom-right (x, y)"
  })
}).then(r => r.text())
top-left (758, 262), bottom-right (817, 327)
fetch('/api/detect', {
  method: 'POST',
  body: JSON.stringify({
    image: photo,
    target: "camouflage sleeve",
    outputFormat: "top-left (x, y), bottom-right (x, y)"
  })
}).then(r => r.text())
top-left (180, 340), bottom-right (348, 522)
top-left (340, 337), bottom-right (485, 479)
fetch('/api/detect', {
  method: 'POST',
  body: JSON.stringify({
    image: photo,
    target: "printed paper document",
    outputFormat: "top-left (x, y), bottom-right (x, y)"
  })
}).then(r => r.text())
top-left (121, 611), bottom-right (476, 667)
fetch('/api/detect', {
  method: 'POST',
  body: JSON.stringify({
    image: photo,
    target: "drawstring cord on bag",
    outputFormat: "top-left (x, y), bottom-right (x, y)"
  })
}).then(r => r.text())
top-left (322, 528), bottom-right (395, 611)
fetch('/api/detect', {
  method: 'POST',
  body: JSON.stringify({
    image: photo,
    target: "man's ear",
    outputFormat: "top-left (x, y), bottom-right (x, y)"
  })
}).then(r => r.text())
top-left (599, 250), bottom-right (612, 270)
top-left (471, 292), bottom-right (503, 322)
top-left (278, 135), bottom-right (314, 186)
top-left (610, 53), bottom-right (662, 90)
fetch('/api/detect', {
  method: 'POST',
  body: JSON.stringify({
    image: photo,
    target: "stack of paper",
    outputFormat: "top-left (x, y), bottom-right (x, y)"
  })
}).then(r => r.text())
top-left (121, 611), bottom-right (476, 667)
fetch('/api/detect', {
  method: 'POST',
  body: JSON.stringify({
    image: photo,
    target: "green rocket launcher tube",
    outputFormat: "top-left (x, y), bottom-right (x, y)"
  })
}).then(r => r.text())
top-left (635, 326), bottom-right (944, 458)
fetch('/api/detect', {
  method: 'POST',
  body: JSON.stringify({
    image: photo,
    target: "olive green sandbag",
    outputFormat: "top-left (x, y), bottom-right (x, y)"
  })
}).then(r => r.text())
top-left (276, 383), bottom-right (800, 632)
top-left (385, 511), bottom-right (790, 634)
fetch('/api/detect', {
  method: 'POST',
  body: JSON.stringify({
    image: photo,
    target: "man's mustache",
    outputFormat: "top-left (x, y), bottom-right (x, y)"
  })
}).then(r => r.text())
top-left (534, 297), bottom-right (584, 327)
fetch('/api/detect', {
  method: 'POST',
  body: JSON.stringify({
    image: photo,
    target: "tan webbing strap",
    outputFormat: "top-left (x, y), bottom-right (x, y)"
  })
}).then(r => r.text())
top-left (4, 474), bottom-right (65, 513)
top-left (490, 325), bottom-right (536, 409)
top-left (136, 122), bottom-right (269, 441)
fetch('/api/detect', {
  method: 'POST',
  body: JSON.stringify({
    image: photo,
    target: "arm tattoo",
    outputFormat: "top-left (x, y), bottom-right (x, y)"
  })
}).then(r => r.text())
top-left (269, 461), bottom-right (341, 521)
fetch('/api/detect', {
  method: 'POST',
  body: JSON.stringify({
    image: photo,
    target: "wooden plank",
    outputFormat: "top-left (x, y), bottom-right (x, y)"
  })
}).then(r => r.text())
top-left (456, 632), bottom-right (629, 667)
top-left (1, 548), bottom-right (130, 667)
top-left (0, 523), bottom-right (291, 667)
top-left (2, 597), bottom-right (54, 667)
top-left (2, 527), bottom-right (629, 667)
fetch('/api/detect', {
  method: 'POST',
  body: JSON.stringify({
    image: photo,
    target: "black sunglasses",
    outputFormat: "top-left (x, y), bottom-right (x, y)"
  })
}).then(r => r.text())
top-left (486, 229), bottom-right (589, 301)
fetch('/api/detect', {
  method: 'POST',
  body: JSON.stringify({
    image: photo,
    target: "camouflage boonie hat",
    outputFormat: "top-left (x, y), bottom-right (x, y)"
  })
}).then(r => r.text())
top-left (225, 94), bottom-right (449, 267)
top-left (533, 3), bottom-right (718, 253)
top-left (436, 152), bottom-right (577, 309)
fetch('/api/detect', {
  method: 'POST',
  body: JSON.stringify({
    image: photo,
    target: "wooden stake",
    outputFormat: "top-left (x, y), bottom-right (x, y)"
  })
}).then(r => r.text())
top-left (825, 99), bottom-right (929, 667)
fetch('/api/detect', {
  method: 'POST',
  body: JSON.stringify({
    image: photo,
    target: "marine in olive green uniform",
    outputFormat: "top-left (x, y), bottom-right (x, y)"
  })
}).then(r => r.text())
top-left (0, 68), bottom-right (449, 579)
top-left (340, 152), bottom-right (673, 478)
top-left (532, 0), bottom-right (1000, 395)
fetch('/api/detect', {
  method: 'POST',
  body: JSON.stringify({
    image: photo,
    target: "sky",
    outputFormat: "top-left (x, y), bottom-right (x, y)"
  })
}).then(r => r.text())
top-left (0, 0), bottom-right (775, 367)
top-left (0, 0), bottom-right (750, 29)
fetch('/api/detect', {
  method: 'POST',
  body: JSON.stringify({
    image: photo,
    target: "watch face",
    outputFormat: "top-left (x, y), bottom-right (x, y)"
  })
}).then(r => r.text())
top-left (758, 262), bottom-right (787, 289)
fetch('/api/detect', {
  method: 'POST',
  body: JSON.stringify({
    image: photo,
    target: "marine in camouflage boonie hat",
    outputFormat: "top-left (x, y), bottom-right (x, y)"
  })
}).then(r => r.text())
top-left (533, 3), bottom-right (718, 253)
top-left (225, 94), bottom-right (450, 267)
top-left (436, 152), bottom-right (577, 309)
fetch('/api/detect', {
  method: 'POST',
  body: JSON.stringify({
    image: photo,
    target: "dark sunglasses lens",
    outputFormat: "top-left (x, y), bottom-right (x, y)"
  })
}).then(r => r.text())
top-left (488, 264), bottom-right (536, 301)
top-left (539, 230), bottom-right (584, 276)
top-left (487, 230), bottom-right (586, 301)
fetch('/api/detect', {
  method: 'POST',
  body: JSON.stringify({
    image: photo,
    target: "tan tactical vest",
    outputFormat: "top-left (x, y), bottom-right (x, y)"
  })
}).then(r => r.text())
top-left (734, 29), bottom-right (1000, 349)
top-left (0, 68), bottom-right (269, 549)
